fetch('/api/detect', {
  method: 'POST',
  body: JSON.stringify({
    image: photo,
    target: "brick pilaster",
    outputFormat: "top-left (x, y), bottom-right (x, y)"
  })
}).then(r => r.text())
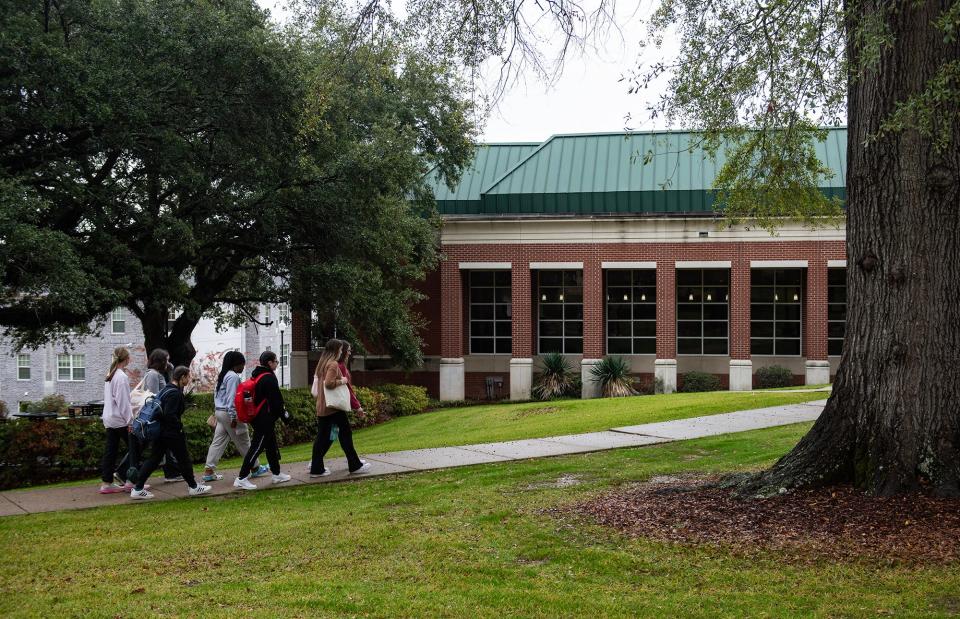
top-left (440, 260), bottom-right (464, 358)
top-left (729, 259), bottom-right (751, 360)
top-left (805, 260), bottom-right (828, 360)
top-left (582, 259), bottom-right (604, 358)
top-left (511, 262), bottom-right (532, 358)
top-left (291, 310), bottom-right (311, 352)
top-left (656, 261), bottom-right (677, 359)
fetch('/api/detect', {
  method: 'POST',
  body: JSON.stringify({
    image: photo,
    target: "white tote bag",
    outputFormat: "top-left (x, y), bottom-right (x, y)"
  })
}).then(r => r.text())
top-left (324, 384), bottom-right (351, 412)
top-left (130, 379), bottom-right (154, 415)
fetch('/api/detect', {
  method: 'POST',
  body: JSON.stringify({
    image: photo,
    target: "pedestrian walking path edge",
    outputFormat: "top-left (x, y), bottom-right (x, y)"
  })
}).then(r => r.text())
top-left (0, 400), bottom-right (826, 517)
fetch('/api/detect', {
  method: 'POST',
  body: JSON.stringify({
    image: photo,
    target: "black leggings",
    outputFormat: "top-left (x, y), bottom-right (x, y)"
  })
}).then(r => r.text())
top-left (239, 417), bottom-right (280, 479)
top-left (135, 434), bottom-right (197, 490)
top-left (115, 436), bottom-right (179, 483)
top-left (311, 412), bottom-right (362, 474)
top-left (101, 427), bottom-right (132, 484)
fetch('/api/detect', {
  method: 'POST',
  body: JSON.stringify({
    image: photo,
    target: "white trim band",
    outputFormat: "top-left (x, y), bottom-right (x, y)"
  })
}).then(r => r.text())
top-left (750, 260), bottom-right (808, 268)
top-left (675, 261), bottom-right (731, 269)
top-left (828, 260), bottom-right (847, 268)
top-left (459, 262), bottom-right (511, 270)
top-left (530, 262), bottom-right (583, 269)
top-left (602, 261), bottom-right (656, 269)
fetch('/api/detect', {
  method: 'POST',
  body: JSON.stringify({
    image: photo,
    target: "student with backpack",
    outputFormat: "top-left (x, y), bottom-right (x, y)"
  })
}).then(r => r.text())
top-left (309, 339), bottom-right (370, 477)
top-left (130, 366), bottom-right (211, 500)
top-left (201, 351), bottom-right (269, 482)
top-left (116, 348), bottom-right (181, 484)
top-left (99, 347), bottom-right (137, 494)
top-left (233, 351), bottom-right (292, 490)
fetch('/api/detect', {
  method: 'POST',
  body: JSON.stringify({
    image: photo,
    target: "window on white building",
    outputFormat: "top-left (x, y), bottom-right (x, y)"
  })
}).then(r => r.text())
top-left (279, 304), bottom-right (290, 325)
top-left (265, 304), bottom-right (272, 324)
top-left (537, 270), bottom-right (583, 354)
top-left (281, 343), bottom-right (289, 368)
top-left (57, 353), bottom-right (86, 381)
top-left (111, 308), bottom-right (126, 334)
top-left (17, 354), bottom-right (30, 380)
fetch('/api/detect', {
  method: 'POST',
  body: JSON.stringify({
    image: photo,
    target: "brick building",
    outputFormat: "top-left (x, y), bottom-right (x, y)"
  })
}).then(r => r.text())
top-left (338, 128), bottom-right (849, 401)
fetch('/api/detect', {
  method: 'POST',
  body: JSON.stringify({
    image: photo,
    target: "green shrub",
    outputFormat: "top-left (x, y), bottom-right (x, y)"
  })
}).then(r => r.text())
top-left (680, 371), bottom-right (722, 393)
top-left (533, 353), bottom-right (575, 400)
top-left (590, 356), bottom-right (638, 398)
top-left (755, 365), bottom-right (794, 389)
top-left (26, 394), bottom-right (69, 415)
top-left (0, 401), bottom-right (8, 419)
top-left (370, 384), bottom-right (429, 417)
top-left (352, 387), bottom-right (391, 428)
top-left (565, 374), bottom-right (582, 399)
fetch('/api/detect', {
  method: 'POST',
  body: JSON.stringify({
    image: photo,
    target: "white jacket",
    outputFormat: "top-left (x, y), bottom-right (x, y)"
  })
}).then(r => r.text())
top-left (102, 368), bottom-right (133, 429)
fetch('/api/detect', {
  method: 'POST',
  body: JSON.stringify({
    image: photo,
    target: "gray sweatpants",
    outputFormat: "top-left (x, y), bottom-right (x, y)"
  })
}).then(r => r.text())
top-left (205, 409), bottom-right (260, 470)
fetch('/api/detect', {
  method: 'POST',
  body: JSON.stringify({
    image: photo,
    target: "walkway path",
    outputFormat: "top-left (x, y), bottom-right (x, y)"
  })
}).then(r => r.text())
top-left (0, 400), bottom-right (826, 517)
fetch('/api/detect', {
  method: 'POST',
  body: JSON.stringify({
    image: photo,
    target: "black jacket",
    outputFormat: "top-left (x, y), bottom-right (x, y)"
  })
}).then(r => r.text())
top-left (157, 384), bottom-right (186, 437)
top-left (252, 366), bottom-right (285, 422)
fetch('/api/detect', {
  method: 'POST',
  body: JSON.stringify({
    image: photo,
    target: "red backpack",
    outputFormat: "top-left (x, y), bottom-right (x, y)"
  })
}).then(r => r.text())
top-left (235, 373), bottom-right (269, 423)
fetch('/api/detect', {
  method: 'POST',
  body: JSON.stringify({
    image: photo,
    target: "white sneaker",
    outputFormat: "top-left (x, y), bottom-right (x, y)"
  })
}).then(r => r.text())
top-left (130, 488), bottom-right (154, 500)
top-left (309, 468), bottom-right (332, 478)
top-left (272, 473), bottom-right (292, 484)
top-left (349, 461), bottom-right (372, 475)
top-left (233, 477), bottom-right (257, 490)
top-left (189, 484), bottom-right (212, 497)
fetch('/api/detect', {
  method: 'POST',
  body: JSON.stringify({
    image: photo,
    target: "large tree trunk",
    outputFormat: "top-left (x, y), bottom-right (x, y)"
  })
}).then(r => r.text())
top-left (742, 0), bottom-right (960, 497)
top-left (140, 308), bottom-right (199, 370)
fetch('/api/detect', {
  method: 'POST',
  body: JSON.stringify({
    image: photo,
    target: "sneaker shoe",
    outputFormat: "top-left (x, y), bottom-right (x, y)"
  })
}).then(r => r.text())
top-left (250, 464), bottom-right (270, 479)
top-left (130, 488), bottom-right (154, 500)
top-left (189, 484), bottom-right (212, 497)
top-left (99, 483), bottom-right (126, 494)
top-left (349, 461), bottom-right (372, 475)
top-left (233, 477), bottom-right (257, 491)
top-left (272, 473), bottom-right (292, 484)
top-left (122, 481), bottom-right (150, 491)
top-left (309, 468), bottom-right (332, 478)
top-left (163, 475), bottom-right (184, 483)
top-left (202, 473), bottom-right (223, 482)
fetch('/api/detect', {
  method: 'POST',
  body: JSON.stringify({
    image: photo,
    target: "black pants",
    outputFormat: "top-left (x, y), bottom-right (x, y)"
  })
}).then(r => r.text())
top-left (135, 433), bottom-right (197, 490)
top-left (239, 416), bottom-right (280, 479)
top-left (311, 412), bottom-right (362, 474)
top-left (101, 427), bottom-right (132, 484)
top-left (115, 437), bottom-right (179, 483)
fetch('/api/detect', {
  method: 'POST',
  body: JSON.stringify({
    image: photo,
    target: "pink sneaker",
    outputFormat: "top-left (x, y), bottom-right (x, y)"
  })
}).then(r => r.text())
top-left (122, 481), bottom-right (150, 491)
top-left (98, 483), bottom-right (126, 494)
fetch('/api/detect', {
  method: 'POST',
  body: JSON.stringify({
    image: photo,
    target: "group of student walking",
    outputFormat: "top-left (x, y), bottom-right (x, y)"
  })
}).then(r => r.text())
top-left (99, 338), bottom-right (369, 501)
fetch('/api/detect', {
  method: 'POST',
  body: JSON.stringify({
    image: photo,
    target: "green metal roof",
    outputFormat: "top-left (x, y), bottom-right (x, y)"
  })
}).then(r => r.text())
top-left (426, 143), bottom-right (539, 214)
top-left (429, 129), bottom-right (847, 216)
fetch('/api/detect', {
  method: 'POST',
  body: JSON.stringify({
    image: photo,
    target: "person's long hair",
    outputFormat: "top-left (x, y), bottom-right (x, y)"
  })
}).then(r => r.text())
top-left (215, 351), bottom-right (246, 393)
top-left (105, 347), bottom-right (130, 382)
top-left (313, 339), bottom-right (343, 392)
top-left (147, 348), bottom-right (169, 372)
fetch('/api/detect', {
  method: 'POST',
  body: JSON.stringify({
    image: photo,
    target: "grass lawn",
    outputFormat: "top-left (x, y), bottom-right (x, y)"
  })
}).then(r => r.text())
top-left (2, 420), bottom-right (955, 617)
top-left (236, 387), bottom-right (828, 465)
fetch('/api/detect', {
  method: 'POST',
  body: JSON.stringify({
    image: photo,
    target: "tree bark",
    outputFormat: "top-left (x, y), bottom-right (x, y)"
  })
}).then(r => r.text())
top-left (140, 308), bottom-right (199, 370)
top-left (742, 0), bottom-right (960, 497)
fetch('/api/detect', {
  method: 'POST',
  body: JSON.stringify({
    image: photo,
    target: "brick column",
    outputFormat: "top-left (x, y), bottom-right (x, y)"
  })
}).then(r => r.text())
top-left (510, 263), bottom-right (533, 400)
top-left (805, 259), bottom-right (830, 385)
top-left (655, 260), bottom-right (677, 393)
top-left (579, 260), bottom-right (604, 398)
top-left (289, 309), bottom-right (310, 388)
top-left (728, 259), bottom-right (752, 390)
top-left (439, 259), bottom-right (465, 400)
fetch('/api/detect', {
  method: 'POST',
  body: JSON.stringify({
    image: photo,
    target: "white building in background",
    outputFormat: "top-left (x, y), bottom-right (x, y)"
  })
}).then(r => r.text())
top-left (0, 304), bottom-right (293, 412)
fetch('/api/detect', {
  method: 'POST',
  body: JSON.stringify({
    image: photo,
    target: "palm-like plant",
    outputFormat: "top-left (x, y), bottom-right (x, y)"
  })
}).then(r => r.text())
top-left (590, 356), bottom-right (638, 398)
top-left (533, 352), bottom-right (574, 400)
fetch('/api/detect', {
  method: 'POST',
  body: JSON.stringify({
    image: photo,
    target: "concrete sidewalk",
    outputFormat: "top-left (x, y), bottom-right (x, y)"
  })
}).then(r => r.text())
top-left (0, 400), bottom-right (825, 517)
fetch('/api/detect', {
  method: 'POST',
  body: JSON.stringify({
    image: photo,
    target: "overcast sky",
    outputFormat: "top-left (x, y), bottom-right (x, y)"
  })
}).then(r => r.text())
top-left (257, 1), bottom-right (677, 143)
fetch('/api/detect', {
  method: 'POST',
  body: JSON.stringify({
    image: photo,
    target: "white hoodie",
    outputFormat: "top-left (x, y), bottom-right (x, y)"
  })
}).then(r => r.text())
top-left (102, 368), bottom-right (133, 429)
